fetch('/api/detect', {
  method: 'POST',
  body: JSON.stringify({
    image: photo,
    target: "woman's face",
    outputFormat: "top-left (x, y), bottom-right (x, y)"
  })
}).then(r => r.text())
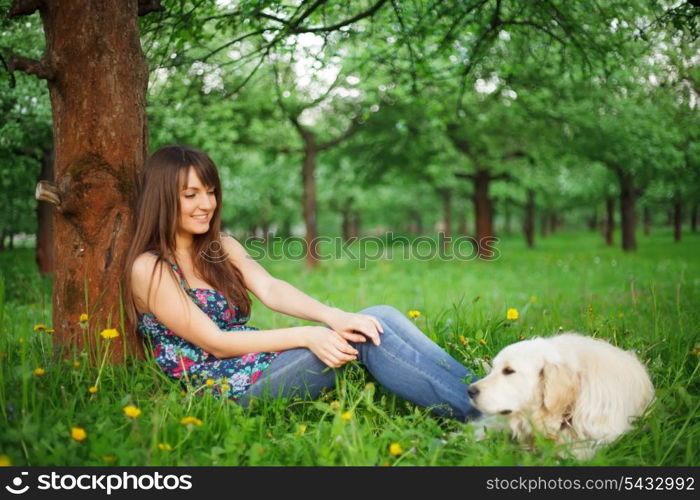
top-left (177, 167), bottom-right (216, 237)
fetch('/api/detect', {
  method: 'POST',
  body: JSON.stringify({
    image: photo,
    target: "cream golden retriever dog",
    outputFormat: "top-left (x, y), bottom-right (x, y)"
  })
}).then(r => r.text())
top-left (467, 333), bottom-right (654, 459)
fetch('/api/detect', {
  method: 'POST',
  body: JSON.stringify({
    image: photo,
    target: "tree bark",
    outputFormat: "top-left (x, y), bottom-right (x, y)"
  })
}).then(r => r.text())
top-left (643, 206), bottom-right (651, 236)
top-left (351, 211), bottom-right (361, 238)
top-left (341, 208), bottom-right (351, 241)
top-left (617, 170), bottom-right (637, 251)
top-left (301, 142), bottom-right (320, 267)
top-left (10, 0), bottom-right (151, 361)
top-left (503, 199), bottom-right (512, 235)
top-left (692, 203), bottom-right (698, 233)
top-left (36, 147), bottom-right (55, 275)
top-left (523, 189), bottom-right (535, 248)
top-left (587, 209), bottom-right (597, 231)
top-left (473, 169), bottom-right (494, 258)
top-left (408, 209), bottom-right (423, 234)
top-left (605, 196), bottom-right (615, 246)
top-left (673, 196), bottom-right (682, 243)
top-left (439, 188), bottom-right (452, 251)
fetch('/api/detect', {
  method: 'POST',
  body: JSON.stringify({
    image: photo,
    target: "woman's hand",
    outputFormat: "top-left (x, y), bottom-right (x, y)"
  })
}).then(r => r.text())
top-left (325, 310), bottom-right (384, 346)
top-left (303, 326), bottom-right (359, 368)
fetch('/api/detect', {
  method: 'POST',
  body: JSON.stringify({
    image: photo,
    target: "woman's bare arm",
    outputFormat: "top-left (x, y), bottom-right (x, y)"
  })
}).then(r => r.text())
top-left (130, 253), bottom-right (356, 366)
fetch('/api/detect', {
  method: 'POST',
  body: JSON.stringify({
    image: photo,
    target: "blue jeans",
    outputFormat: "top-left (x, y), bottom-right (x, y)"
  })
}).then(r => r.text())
top-left (238, 305), bottom-right (480, 421)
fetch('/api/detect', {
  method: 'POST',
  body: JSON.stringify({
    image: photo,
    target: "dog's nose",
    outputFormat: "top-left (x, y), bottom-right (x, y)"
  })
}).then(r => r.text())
top-left (467, 385), bottom-right (479, 399)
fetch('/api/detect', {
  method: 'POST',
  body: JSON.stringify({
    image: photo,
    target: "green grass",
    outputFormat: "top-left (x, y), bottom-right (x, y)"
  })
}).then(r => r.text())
top-left (0, 229), bottom-right (698, 466)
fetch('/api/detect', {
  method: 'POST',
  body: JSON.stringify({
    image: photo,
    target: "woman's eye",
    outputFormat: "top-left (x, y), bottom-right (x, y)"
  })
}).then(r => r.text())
top-left (503, 367), bottom-right (515, 375)
top-left (207, 190), bottom-right (216, 195)
top-left (184, 194), bottom-right (195, 199)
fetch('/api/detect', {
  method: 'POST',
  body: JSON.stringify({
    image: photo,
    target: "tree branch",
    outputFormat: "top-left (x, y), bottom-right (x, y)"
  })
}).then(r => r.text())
top-left (8, 55), bottom-right (54, 80)
top-left (454, 171), bottom-right (475, 180)
top-left (8, 0), bottom-right (42, 18)
top-left (260, 0), bottom-right (389, 34)
top-left (317, 116), bottom-right (361, 151)
top-left (138, 0), bottom-right (164, 16)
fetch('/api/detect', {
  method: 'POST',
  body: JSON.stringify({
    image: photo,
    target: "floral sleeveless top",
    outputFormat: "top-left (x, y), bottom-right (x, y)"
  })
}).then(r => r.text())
top-left (137, 252), bottom-right (279, 401)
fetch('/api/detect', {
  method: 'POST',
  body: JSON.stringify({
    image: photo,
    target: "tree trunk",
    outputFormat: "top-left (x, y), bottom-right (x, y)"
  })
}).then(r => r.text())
top-left (643, 206), bottom-right (651, 236)
top-left (36, 147), bottom-right (55, 275)
top-left (10, 0), bottom-right (151, 361)
top-left (503, 200), bottom-right (512, 235)
top-left (587, 209), bottom-right (597, 231)
top-left (351, 211), bottom-right (361, 238)
top-left (341, 204), bottom-right (360, 241)
top-left (0, 232), bottom-right (5, 252)
top-left (617, 171), bottom-right (637, 251)
top-left (523, 189), bottom-right (535, 248)
top-left (605, 196), bottom-right (615, 246)
top-left (301, 143), bottom-right (320, 268)
top-left (548, 213), bottom-right (557, 234)
top-left (408, 209), bottom-right (423, 234)
top-left (473, 169), bottom-right (494, 258)
top-left (673, 196), bottom-right (682, 243)
top-left (692, 203), bottom-right (698, 233)
top-left (440, 188), bottom-right (452, 251)
top-left (341, 208), bottom-right (351, 241)
top-left (8, 235), bottom-right (14, 250)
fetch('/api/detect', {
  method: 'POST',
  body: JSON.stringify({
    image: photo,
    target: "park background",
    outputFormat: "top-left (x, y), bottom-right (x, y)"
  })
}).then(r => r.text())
top-left (0, 0), bottom-right (698, 465)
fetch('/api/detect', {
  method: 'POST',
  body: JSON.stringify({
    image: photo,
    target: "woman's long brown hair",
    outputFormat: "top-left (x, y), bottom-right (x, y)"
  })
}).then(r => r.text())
top-left (122, 145), bottom-right (251, 334)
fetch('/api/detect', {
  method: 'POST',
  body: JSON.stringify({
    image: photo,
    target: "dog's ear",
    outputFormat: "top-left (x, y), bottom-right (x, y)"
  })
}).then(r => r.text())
top-left (540, 362), bottom-right (579, 416)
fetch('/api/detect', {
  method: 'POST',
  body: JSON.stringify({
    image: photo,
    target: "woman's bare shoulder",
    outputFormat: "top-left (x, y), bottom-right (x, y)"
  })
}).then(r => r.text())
top-left (131, 252), bottom-right (168, 286)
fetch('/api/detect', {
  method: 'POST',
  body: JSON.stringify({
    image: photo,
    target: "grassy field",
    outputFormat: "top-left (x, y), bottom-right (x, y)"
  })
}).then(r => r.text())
top-left (0, 229), bottom-right (698, 466)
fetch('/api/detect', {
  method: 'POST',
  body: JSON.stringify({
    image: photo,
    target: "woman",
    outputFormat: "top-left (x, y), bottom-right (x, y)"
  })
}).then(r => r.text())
top-left (124, 144), bottom-right (479, 421)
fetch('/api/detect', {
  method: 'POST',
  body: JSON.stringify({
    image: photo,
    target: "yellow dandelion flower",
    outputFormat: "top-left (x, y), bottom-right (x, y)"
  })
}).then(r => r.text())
top-left (180, 416), bottom-right (203, 427)
top-left (71, 427), bottom-right (87, 441)
top-left (479, 338), bottom-right (487, 346)
top-left (329, 401), bottom-right (341, 412)
top-left (341, 410), bottom-right (353, 422)
top-left (459, 335), bottom-right (467, 345)
top-left (221, 384), bottom-right (230, 393)
top-left (102, 455), bottom-right (116, 463)
top-left (100, 328), bottom-right (119, 339)
top-left (407, 310), bottom-right (421, 319)
top-left (0, 455), bottom-right (11, 466)
top-left (33, 324), bottom-right (47, 332)
top-left (506, 308), bottom-right (519, 320)
top-left (73, 360), bottom-right (81, 368)
top-left (206, 378), bottom-right (215, 387)
top-left (80, 313), bottom-right (89, 323)
top-left (389, 442), bottom-right (403, 456)
top-left (18, 338), bottom-right (25, 344)
top-left (158, 443), bottom-right (173, 451)
top-left (34, 368), bottom-right (45, 376)
top-left (180, 390), bottom-right (186, 397)
top-left (296, 424), bottom-right (307, 436)
top-left (46, 328), bottom-right (55, 334)
top-left (123, 405), bottom-right (141, 419)
top-left (88, 386), bottom-right (98, 394)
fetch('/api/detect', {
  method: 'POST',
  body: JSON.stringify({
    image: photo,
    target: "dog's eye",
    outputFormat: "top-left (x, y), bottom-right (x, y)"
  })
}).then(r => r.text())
top-left (502, 367), bottom-right (515, 375)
